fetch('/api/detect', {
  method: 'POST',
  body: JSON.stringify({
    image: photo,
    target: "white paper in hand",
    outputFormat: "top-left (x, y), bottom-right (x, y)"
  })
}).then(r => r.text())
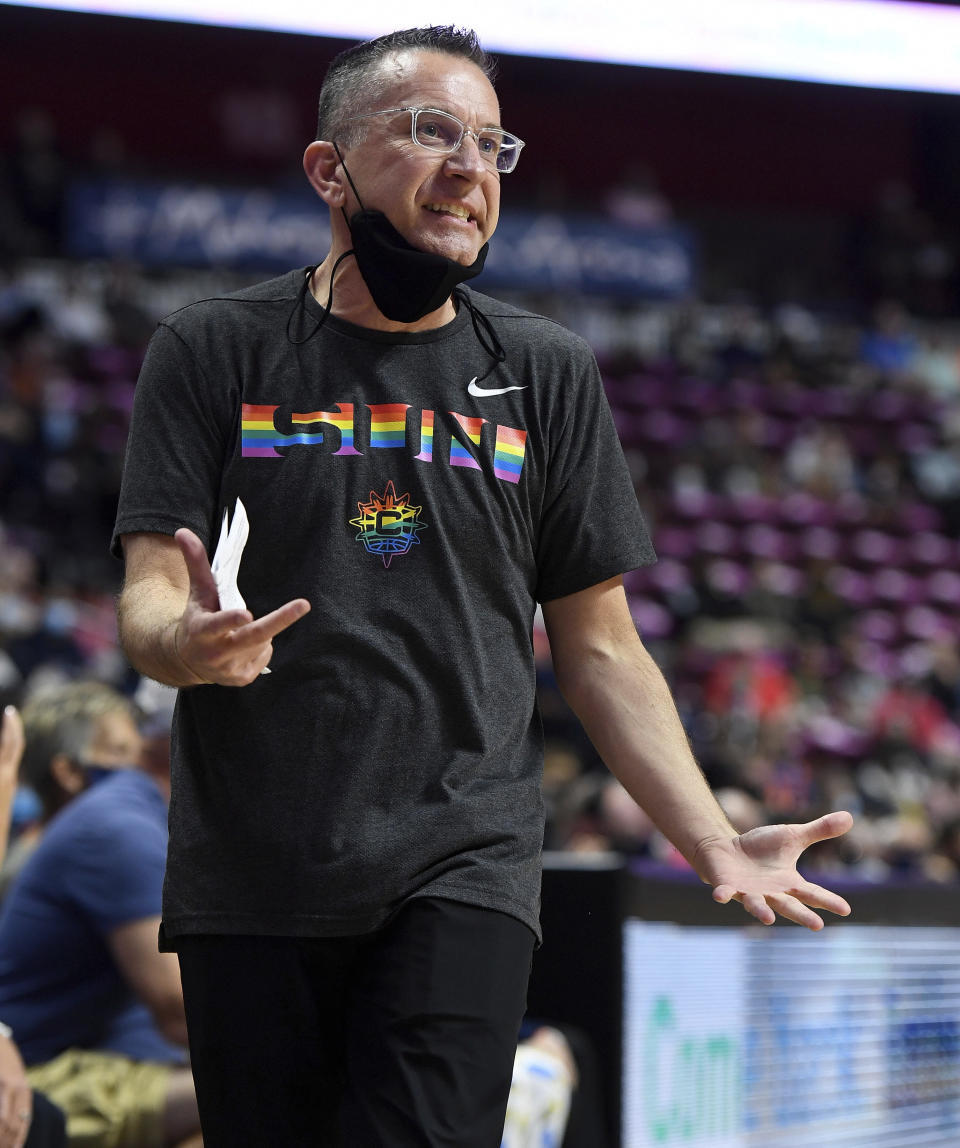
top-left (210, 498), bottom-right (270, 674)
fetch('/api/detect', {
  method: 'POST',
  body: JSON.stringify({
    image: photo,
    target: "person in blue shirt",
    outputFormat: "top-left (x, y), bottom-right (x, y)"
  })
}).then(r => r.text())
top-left (0, 686), bottom-right (202, 1148)
top-left (0, 680), bottom-right (143, 903)
top-left (0, 704), bottom-right (66, 1148)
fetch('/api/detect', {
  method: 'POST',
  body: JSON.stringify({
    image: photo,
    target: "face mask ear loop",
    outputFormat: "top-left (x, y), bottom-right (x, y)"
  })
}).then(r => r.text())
top-left (286, 266), bottom-right (319, 345)
top-left (333, 141), bottom-right (366, 212)
top-left (456, 288), bottom-right (507, 382)
top-left (285, 249), bottom-right (356, 345)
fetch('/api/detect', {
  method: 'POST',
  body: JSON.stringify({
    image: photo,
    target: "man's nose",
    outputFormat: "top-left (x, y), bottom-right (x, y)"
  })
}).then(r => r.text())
top-left (445, 131), bottom-right (486, 177)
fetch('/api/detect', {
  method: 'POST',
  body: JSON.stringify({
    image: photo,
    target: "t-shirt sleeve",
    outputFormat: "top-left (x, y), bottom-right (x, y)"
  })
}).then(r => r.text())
top-left (535, 348), bottom-right (655, 602)
top-left (111, 319), bottom-right (231, 558)
top-left (63, 811), bottom-right (166, 933)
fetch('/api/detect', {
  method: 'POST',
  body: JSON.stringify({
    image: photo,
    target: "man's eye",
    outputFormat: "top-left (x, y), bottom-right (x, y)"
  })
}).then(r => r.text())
top-left (478, 136), bottom-right (500, 155)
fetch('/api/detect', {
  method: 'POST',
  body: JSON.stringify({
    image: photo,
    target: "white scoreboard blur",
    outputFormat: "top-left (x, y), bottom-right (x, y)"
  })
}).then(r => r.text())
top-left (622, 922), bottom-right (960, 1148)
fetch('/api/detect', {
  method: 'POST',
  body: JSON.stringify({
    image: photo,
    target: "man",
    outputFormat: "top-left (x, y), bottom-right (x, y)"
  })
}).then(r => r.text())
top-left (112, 26), bottom-right (853, 1148)
top-left (0, 680), bottom-right (143, 901)
top-left (0, 705), bottom-right (66, 1148)
top-left (0, 686), bottom-right (202, 1148)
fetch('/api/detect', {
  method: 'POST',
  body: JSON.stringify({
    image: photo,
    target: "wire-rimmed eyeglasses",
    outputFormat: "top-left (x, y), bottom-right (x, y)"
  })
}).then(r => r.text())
top-left (341, 106), bottom-right (525, 174)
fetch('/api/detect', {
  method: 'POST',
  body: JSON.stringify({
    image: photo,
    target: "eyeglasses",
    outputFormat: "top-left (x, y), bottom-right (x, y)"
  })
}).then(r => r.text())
top-left (342, 106), bottom-right (525, 174)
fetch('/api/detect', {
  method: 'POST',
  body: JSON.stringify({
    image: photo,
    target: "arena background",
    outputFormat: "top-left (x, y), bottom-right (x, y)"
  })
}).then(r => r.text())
top-left (2, 2), bottom-right (960, 1145)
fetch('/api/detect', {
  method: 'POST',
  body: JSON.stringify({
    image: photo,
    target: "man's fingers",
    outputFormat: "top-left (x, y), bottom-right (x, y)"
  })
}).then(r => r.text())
top-left (723, 887), bottom-right (825, 930)
top-left (714, 886), bottom-right (776, 925)
top-left (190, 607), bottom-right (255, 640)
top-left (795, 880), bottom-right (852, 919)
top-left (764, 892), bottom-right (827, 931)
top-left (740, 892), bottom-right (776, 926)
top-left (797, 810), bottom-right (854, 849)
top-left (175, 528), bottom-right (220, 610)
top-left (235, 599), bottom-right (311, 646)
top-left (715, 879), bottom-right (851, 928)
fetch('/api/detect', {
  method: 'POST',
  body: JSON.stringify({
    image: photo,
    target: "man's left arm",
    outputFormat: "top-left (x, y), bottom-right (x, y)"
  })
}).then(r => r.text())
top-left (542, 575), bottom-right (853, 930)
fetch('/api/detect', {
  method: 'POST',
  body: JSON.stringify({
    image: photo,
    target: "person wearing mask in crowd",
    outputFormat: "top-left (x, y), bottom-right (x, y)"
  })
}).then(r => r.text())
top-left (112, 26), bottom-right (853, 1147)
top-left (0, 687), bottom-right (202, 1148)
top-left (0, 681), bottom-right (142, 902)
top-left (0, 706), bottom-right (66, 1148)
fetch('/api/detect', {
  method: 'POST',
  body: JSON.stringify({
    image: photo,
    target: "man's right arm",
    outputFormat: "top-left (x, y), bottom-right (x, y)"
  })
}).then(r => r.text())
top-left (118, 530), bottom-right (310, 689)
top-left (118, 532), bottom-right (211, 688)
top-left (107, 915), bottom-right (189, 1048)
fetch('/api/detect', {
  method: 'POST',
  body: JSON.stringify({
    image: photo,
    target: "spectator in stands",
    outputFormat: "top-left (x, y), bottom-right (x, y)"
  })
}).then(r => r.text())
top-left (0, 686), bottom-right (202, 1148)
top-left (926, 816), bottom-right (960, 881)
top-left (0, 682), bottom-right (141, 900)
top-left (0, 706), bottom-right (67, 1148)
top-left (784, 424), bottom-right (857, 498)
top-left (859, 299), bottom-right (917, 380)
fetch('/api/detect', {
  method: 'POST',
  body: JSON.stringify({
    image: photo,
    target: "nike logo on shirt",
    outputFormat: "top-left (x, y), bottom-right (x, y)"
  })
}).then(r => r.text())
top-left (467, 378), bottom-right (528, 398)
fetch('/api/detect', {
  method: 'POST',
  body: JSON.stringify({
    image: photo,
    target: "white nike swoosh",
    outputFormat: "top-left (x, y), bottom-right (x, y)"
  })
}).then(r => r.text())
top-left (467, 378), bottom-right (528, 398)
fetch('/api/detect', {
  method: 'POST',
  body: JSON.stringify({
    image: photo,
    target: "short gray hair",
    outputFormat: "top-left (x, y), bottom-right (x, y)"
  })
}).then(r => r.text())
top-left (316, 26), bottom-right (497, 147)
top-left (20, 681), bottom-right (135, 814)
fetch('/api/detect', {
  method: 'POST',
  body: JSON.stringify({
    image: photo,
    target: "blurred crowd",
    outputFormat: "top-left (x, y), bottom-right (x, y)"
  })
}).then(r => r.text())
top-left (536, 292), bottom-right (960, 887)
top-left (3, 252), bottom-right (960, 892)
top-left (2, 97), bottom-right (960, 1146)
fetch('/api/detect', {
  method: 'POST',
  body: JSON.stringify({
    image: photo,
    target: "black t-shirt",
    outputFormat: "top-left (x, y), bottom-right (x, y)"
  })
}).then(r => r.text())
top-left (113, 270), bottom-right (654, 942)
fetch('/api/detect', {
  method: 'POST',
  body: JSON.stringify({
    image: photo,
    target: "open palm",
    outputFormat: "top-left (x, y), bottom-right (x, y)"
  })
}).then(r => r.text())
top-left (702, 811), bottom-right (854, 930)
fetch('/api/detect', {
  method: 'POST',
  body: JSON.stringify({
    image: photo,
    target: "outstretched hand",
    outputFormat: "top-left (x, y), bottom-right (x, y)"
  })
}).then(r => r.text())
top-left (0, 1030), bottom-right (31, 1148)
top-left (698, 811), bottom-right (854, 931)
top-left (172, 527), bottom-right (310, 687)
top-left (0, 708), bottom-right (23, 791)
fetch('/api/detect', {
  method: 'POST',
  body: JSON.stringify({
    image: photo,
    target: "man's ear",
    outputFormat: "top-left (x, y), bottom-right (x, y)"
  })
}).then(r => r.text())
top-left (49, 752), bottom-right (85, 797)
top-left (303, 141), bottom-right (346, 208)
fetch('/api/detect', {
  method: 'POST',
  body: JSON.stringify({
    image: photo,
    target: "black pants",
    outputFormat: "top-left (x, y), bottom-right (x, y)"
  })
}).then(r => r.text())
top-left (177, 897), bottom-right (536, 1148)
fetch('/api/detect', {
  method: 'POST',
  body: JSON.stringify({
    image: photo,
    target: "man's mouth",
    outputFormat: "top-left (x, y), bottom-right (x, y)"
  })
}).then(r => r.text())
top-left (424, 203), bottom-right (476, 224)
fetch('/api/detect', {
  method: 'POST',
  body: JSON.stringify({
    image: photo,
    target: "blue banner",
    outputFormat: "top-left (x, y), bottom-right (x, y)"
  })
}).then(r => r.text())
top-left (66, 180), bottom-right (694, 298)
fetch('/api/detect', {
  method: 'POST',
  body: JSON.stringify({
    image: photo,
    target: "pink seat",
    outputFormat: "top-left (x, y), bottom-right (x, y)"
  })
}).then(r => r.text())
top-left (834, 493), bottom-right (870, 526)
top-left (906, 532), bottom-right (954, 569)
top-left (670, 490), bottom-right (720, 521)
top-left (645, 558), bottom-right (691, 594)
top-left (799, 526), bottom-right (844, 561)
top-left (871, 569), bottom-right (921, 605)
top-left (849, 529), bottom-right (901, 567)
top-left (743, 524), bottom-right (797, 561)
top-left (638, 409), bottom-right (694, 447)
top-left (653, 525), bottom-right (697, 560)
top-left (627, 596), bottom-right (674, 638)
top-left (902, 605), bottom-right (953, 642)
top-left (695, 521), bottom-right (738, 557)
top-left (704, 558), bottom-right (751, 595)
top-left (828, 566), bottom-right (875, 607)
top-left (724, 493), bottom-right (778, 524)
top-left (925, 569), bottom-right (960, 606)
top-left (781, 493), bottom-right (836, 527)
top-left (856, 609), bottom-right (900, 644)
top-left (898, 502), bottom-right (943, 532)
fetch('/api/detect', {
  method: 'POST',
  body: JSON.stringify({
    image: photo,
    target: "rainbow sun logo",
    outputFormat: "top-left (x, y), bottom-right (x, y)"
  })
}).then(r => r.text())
top-left (349, 480), bottom-right (428, 568)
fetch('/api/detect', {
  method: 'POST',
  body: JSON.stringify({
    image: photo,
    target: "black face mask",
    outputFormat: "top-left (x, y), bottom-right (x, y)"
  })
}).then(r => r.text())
top-left (346, 209), bottom-right (488, 323)
top-left (335, 144), bottom-right (488, 323)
